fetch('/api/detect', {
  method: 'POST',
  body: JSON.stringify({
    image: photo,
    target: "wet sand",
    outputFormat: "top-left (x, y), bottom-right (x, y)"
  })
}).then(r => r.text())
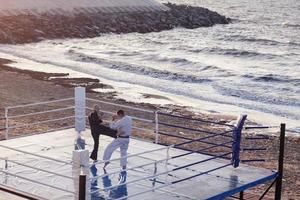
top-left (0, 58), bottom-right (299, 199)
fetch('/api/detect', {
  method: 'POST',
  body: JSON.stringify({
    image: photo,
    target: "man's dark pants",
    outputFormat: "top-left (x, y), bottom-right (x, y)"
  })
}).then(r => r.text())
top-left (90, 125), bottom-right (117, 161)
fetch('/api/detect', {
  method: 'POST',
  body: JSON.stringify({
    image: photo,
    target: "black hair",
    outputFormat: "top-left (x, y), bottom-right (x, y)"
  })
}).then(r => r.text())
top-left (117, 110), bottom-right (125, 116)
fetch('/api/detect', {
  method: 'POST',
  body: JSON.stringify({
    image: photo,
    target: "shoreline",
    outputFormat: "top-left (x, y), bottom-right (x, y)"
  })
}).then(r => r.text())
top-left (1, 56), bottom-right (299, 137)
top-left (0, 57), bottom-right (237, 123)
top-left (0, 57), bottom-right (299, 199)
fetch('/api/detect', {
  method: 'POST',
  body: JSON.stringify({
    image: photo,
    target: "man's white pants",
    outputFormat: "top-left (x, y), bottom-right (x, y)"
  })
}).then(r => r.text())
top-left (103, 138), bottom-right (130, 167)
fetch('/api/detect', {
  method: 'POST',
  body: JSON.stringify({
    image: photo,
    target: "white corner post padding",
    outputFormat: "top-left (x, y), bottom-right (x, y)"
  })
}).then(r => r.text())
top-left (72, 149), bottom-right (90, 200)
top-left (75, 87), bottom-right (86, 134)
top-left (72, 149), bottom-right (90, 168)
top-left (75, 87), bottom-right (86, 150)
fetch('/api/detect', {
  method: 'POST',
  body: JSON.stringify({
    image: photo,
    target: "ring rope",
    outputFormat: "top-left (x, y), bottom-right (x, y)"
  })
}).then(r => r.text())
top-left (158, 112), bottom-right (235, 128)
top-left (92, 151), bottom-right (232, 193)
top-left (0, 157), bottom-right (74, 180)
top-left (0, 144), bottom-right (72, 165)
top-left (158, 121), bottom-right (233, 137)
top-left (1, 170), bottom-right (75, 194)
top-left (174, 130), bottom-right (233, 147)
top-left (158, 130), bottom-right (232, 149)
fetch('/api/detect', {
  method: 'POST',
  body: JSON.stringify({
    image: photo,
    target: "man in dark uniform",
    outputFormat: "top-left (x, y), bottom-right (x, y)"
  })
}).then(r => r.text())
top-left (89, 105), bottom-right (117, 162)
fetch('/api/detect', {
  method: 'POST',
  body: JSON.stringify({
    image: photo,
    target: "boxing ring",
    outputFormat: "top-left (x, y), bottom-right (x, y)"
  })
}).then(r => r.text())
top-left (0, 87), bottom-right (285, 200)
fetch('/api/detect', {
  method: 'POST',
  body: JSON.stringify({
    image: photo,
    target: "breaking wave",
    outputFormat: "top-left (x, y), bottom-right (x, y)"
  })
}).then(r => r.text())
top-left (68, 50), bottom-right (212, 83)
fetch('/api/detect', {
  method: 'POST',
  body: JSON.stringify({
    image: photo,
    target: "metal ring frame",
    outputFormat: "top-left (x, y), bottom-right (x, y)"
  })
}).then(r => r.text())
top-left (0, 96), bottom-right (263, 200)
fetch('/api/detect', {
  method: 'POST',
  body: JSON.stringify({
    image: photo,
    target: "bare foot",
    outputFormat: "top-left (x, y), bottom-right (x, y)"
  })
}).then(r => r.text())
top-left (103, 168), bottom-right (107, 174)
top-left (103, 161), bottom-right (110, 170)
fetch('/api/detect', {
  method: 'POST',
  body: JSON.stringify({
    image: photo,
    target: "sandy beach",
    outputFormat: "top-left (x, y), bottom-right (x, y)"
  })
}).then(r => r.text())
top-left (0, 58), bottom-right (299, 199)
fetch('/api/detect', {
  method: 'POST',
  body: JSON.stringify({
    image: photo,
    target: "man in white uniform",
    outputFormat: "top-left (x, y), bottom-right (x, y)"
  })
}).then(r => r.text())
top-left (103, 110), bottom-right (132, 170)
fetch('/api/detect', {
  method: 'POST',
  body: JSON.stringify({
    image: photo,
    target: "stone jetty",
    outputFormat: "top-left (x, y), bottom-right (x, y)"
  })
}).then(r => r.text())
top-left (0, 3), bottom-right (230, 44)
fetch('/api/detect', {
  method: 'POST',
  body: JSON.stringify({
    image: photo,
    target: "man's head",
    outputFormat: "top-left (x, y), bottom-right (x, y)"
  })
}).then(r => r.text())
top-left (117, 110), bottom-right (125, 118)
top-left (93, 105), bottom-right (100, 113)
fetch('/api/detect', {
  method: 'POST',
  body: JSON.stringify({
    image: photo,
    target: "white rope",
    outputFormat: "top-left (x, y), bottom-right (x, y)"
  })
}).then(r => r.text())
top-left (1, 170), bottom-right (75, 194)
top-left (0, 157), bottom-right (74, 180)
top-left (134, 181), bottom-right (197, 200)
top-left (91, 146), bottom-right (171, 166)
top-left (0, 184), bottom-right (47, 200)
top-left (132, 126), bottom-right (154, 132)
top-left (114, 183), bottom-right (173, 200)
top-left (92, 153), bottom-right (231, 194)
top-left (98, 119), bottom-right (154, 133)
top-left (94, 163), bottom-right (232, 198)
top-left (8, 106), bottom-right (75, 119)
top-left (8, 125), bottom-right (75, 140)
top-left (5, 125), bottom-right (74, 141)
top-left (90, 156), bottom-right (170, 181)
top-left (6, 98), bottom-right (74, 110)
top-left (8, 116), bottom-right (74, 129)
top-left (90, 168), bottom-right (171, 194)
top-left (0, 144), bottom-right (72, 165)
top-left (86, 98), bottom-right (154, 113)
top-left (86, 107), bottom-right (154, 123)
top-left (91, 148), bottom-right (177, 193)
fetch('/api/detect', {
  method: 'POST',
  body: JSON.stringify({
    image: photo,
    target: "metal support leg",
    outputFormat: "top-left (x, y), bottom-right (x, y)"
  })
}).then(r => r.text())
top-left (155, 111), bottom-right (159, 144)
top-left (239, 191), bottom-right (244, 200)
top-left (259, 178), bottom-right (277, 200)
top-left (275, 123), bottom-right (285, 200)
top-left (5, 108), bottom-right (9, 140)
top-left (79, 175), bottom-right (86, 200)
top-left (232, 115), bottom-right (247, 168)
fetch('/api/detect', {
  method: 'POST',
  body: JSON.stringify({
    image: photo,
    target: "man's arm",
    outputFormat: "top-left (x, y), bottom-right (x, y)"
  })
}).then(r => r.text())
top-left (110, 123), bottom-right (124, 137)
top-left (109, 121), bottom-right (117, 130)
top-left (110, 115), bottom-right (119, 130)
top-left (98, 112), bottom-right (104, 124)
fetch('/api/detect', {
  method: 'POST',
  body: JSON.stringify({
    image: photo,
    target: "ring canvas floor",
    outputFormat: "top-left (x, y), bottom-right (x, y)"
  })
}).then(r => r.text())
top-left (0, 128), bottom-right (276, 200)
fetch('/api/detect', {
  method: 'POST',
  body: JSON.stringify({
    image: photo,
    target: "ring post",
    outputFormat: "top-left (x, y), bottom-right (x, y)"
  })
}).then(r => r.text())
top-left (275, 123), bottom-right (285, 200)
top-left (74, 87), bottom-right (89, 200)
top-left (75, 87), bottom-right (86, 150)
top-left (231, 115), bottom-right (247, 168)
top-left (79, 175), bottom-right (86, 200)
top-left (5, 107), bottom-right (8, 140)
top-left (239, 191), bottom-right (244, 200)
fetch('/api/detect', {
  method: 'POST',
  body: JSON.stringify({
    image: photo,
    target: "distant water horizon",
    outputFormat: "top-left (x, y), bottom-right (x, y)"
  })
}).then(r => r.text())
top-left (0, 0), bottom-right (299, 134)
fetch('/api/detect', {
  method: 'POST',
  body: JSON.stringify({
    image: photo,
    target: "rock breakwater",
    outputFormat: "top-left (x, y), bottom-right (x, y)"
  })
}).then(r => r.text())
top-left (0, 3), bottom-right (230, 44)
